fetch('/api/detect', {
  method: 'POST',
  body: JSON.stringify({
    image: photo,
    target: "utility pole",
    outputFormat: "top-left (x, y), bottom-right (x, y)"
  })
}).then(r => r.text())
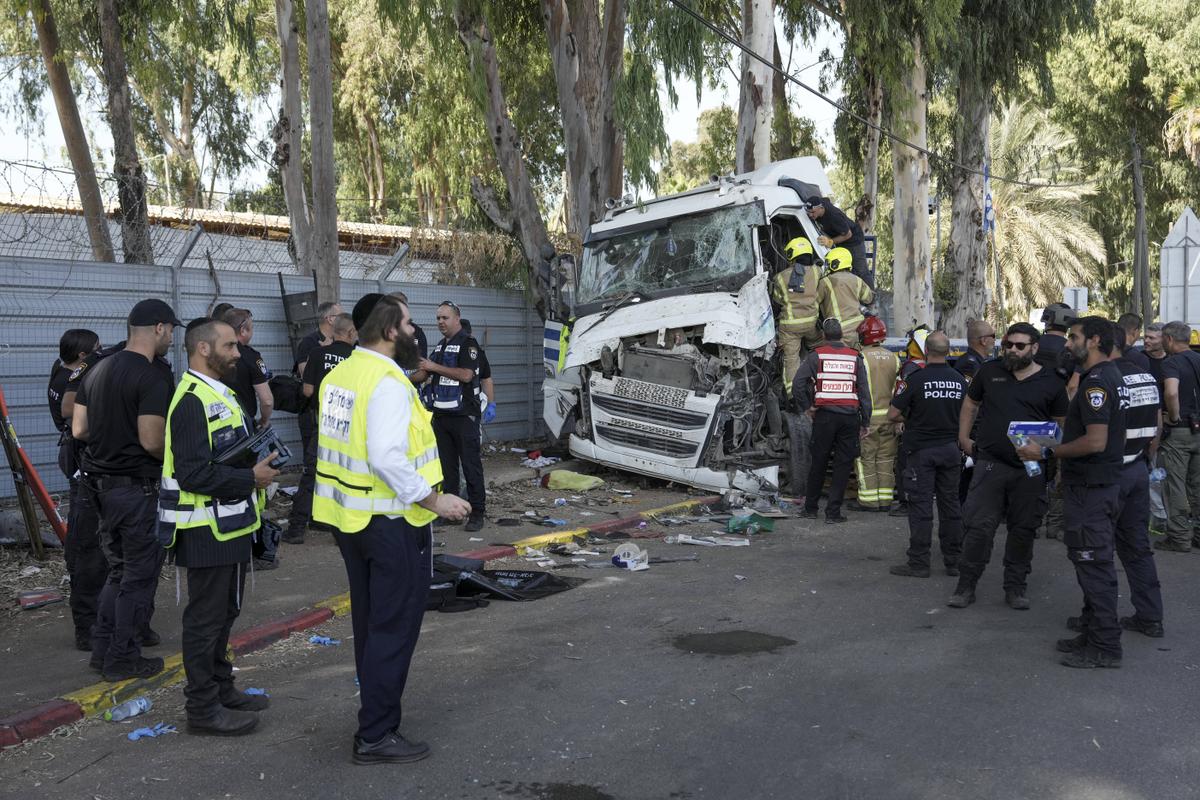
top-left (1131, 129), bottom-right (1151, 322)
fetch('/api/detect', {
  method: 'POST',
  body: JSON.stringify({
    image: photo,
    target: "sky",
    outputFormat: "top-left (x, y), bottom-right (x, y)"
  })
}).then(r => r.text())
top-left (0, 20), bottom-right (845, 205)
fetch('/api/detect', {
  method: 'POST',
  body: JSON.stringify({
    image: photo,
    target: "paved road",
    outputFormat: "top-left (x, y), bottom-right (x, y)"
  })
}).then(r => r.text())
top-left (3, 510), bottom-right (1197, 799)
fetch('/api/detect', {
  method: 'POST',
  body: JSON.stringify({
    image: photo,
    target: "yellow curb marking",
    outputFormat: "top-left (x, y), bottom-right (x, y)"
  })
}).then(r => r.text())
top-left (509, 496), bottom-right (718, 555)
top-left (314, 593), bottom-right (352, 617)
top-left (63, 652), bottom-right (186, 718)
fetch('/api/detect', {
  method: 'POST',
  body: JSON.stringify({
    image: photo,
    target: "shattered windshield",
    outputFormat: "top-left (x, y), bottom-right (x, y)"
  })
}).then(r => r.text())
top-left (577, 203), bottom-right (764, 305)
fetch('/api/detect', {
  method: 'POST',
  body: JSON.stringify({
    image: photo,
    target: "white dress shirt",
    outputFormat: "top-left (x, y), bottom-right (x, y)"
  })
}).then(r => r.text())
top-left (358, 347), bottom-right (433, 508)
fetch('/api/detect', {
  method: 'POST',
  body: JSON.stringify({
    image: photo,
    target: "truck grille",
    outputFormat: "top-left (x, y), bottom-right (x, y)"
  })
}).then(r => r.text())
top-left (591, 394), bottom-right (708, 429)
top-left (595, 423), bottom-right (699, 458)
top-left (613, 377), bottom-right (688, 409)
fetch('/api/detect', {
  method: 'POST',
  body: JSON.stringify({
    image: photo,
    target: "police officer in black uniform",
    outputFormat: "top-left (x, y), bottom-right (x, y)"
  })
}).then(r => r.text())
top-left (420, 301), bottom-right (486, 532)
top-left (887, 332), bottom-right (967, 578)
top-left (1064, 324), bottom-right (1165, 640)
top-left (1018, 316), bottom-right (1127, 668)
top-left (951, 322), bottom-right (1068, 611)
top-left (49, 329), bottom-right (103, 650)
top-left (73, 299), bottom-right (179, 681)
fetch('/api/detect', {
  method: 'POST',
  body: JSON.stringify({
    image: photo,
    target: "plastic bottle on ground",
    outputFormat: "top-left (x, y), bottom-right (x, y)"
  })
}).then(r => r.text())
top-left (105, 696), bottom-right (152, 722)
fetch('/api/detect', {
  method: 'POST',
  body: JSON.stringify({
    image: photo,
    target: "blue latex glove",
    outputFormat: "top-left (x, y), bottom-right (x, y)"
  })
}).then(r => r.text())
top-left (309, 635), bottom-right (341, 646)
top-left (128, 722), bottom-right (176, 741)
top-left (483, 402), bottom-right (497, 424)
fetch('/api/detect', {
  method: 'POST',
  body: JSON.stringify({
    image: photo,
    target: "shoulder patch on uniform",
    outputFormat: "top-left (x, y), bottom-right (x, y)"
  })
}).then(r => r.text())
top-left (68, 362), bottom-right (88, 381)
top-left (1086, 387), bottom-right (1107, 409)
top-left (895, 380), bottom-right (908, 394)
top-left (468, 346), bottom-right (478, 360)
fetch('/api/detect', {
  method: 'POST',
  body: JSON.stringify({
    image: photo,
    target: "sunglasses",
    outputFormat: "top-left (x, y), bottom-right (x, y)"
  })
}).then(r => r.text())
top-left (1001, 340), bottom-right (1032, 351)
top-left (439, 300), bottom-right (460, 312)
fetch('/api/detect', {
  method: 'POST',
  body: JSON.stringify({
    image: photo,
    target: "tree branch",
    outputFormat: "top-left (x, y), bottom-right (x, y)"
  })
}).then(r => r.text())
top-left (470, 175), bottom-right (515, 233)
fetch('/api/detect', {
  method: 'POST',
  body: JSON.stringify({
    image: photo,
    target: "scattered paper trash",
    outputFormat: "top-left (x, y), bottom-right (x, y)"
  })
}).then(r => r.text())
top-left (511, 447), bottom-right (528, 454)
top-left (522, 456), bottom-right (560, 469)
top-left (18, 565), bottom-right (42, 578)
top-left (127, 723), bottom-right (176, 741)
top-left (309, 635), bottom-right (340, 646)
top-left (553, 498), bottom-right (568, 506)
top-left (469, 537), bottom-right (484, 542)
top-left (544, 470), bottom-right (605, 491)
top-left (734, 574), bottom-right (747, 581)
top-left (543, 518), bottom-right (568, 527)
top-left (612, 543), bottom-right (650, 571)
top-left (666, 534), bottom-right (750, 547)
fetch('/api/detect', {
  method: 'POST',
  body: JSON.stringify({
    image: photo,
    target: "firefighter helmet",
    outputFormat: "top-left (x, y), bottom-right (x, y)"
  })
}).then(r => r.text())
top-left (784, 237), bottom-right (815, 265)
top-left (825, 246), bottom-right (853, 273)
top-left (857, 315), bottom-right (887, 346)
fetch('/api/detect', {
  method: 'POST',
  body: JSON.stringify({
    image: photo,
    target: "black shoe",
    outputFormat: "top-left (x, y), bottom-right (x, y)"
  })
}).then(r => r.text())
top-left (1120, 616), bottom-right (1165, 638)
top-left (889, 564), bottom-right (930, 578)
top-left (798, 508), bottom-right (819, 519)
top-left (825, 515), bottom-right (848, 524)
top-left (75, 632), bottom-right (92, 652)
top-left (947, 589), bottom-right (976, 608)
top-left (1056, 634), bottom-right (1087, 653)
top-left (849, 502), bottom-right (881, 513)
top-left (944, 564), bottom-right (960, 577)
top-left (352, 731), bottom-right (431, 765)
top-left (221, 687), bottom-right (271, 712)
top-left (1060, 646), bottom-right (1122, 669)
top-left (1005, 590), bottom-right (1031, 611)
top-left (464, 515), bottom-right (485, 533)
top-left (887, 503), bottom-right (908, 517)
top-left (102, 656), bottom-right (164, 682)
top-left (138, 627), bottom-right (161, 648)
top-left (1066, 615), bottom-right (1086, 632)
top-left (88, 652), bottom-right (105, 672)
top-left (253, 557), bottom-right (280, 571)
top-left (187, 707), bottom-right (259, 737)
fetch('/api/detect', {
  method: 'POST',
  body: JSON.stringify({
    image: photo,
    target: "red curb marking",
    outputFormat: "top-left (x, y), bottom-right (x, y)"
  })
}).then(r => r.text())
top-left (0, 700), bottom-right (83, 747)
top-left (229, 607), bottom-right (333, 655)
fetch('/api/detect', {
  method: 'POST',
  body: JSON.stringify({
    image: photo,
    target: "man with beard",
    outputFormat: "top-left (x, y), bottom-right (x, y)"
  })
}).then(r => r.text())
top-left (313, 294), bottom-right (470, 764)
top-left (1018, 317), bottom-right (1127, 668)
top-left (419, 301), bottom-right (487, 532)
top-left (73, 299), bottom-right (179, 681)
top-left (950, 322), bottom-right (1068, 611)
top-left (159, 318), bottom-right (280, 734)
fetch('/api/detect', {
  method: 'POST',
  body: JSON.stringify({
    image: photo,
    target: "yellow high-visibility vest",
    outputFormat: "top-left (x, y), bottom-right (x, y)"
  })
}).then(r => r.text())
top-left (158, 373), bottom-right (261, 547)
top-left (313, 350), bottom-right (442, 532)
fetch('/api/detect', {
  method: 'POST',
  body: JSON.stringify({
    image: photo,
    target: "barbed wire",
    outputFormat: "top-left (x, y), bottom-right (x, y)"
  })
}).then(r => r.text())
top-left (0, 159), bottom-right (528, 290)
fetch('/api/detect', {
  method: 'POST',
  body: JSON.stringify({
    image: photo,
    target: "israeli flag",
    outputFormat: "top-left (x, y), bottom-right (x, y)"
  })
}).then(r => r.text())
top-left (983, 161), bottom-right (996, 234)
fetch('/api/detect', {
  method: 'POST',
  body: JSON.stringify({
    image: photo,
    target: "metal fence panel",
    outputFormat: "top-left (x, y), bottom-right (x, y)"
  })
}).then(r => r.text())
top-left (0, 255), bottom-right (544, 498)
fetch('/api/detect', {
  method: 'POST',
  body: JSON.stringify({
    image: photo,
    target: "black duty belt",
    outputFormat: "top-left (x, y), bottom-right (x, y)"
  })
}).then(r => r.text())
top-left (88, 474), bottom-right (160, 491)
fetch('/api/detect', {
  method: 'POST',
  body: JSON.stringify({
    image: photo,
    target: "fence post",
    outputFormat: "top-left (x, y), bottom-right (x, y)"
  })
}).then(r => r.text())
top-left (377, 243), bottom-right (411, 294)
top-left (525, 299), bottom-right (537, 440)
top-left (171, 225), bottom-right (204, 377)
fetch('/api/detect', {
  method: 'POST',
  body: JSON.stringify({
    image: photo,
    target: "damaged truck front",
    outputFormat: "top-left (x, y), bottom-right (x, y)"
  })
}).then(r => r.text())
top-left (542, 158), bottom-right (837, 495)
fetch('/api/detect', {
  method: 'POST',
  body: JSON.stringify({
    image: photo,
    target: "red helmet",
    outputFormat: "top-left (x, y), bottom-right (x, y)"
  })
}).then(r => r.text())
top-left (857, 315), bottom-right (887, 346)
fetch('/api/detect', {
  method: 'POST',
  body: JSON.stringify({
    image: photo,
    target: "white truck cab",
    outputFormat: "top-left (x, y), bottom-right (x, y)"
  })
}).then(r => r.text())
top-left (542, 158), bottom-right (840, 494)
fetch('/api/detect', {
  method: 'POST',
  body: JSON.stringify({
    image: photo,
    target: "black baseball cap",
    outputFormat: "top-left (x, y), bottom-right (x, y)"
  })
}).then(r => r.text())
top-left (128, 299), bottom-right (182, 327)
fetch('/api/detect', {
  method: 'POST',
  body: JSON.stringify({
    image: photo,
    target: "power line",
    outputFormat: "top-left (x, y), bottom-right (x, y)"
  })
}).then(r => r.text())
top-left (666, 0), bottom-right (1131, 190)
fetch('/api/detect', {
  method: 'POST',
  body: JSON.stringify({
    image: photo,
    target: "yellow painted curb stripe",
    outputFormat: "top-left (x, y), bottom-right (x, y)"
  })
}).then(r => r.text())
top-left (63, 652), bottom-right (186, 718)
top-left (510, 528), bottom-right (590, 554)
top-left (314, 592), bottom-right (353, 617)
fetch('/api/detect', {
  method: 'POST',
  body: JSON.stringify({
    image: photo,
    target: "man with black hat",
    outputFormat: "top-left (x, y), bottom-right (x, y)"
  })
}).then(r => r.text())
top-left (72, 299), bottom-right (179, 681)
top-left (805, 196), bottom-right (872, 289)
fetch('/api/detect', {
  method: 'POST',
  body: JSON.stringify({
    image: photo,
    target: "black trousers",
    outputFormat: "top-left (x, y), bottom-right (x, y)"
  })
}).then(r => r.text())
top-left (1113, 462), bottom-right (1164, 622)
top-left (89, 480), bottom-right (164, 668)
top-left (335, 516), bottom-right (432, 742)
top-left (182, 562), bottom-right (246, 719)
top-left (957, 459), bottom-right (1047, 591)
top-left (1063, 482), bottom-right (1122, 657)
top-left (903, 442), bottom-right (963, 570)
top-left (287, 410), bottom-right (317, 535)
top-left (848, 241), bottom-right (874, 289)
top-left (804, 410), bottom-right (860, 518)
top-left (433, 414), bottom-right (485, 515)
top-left (59, 440), bottom-right (107, 639)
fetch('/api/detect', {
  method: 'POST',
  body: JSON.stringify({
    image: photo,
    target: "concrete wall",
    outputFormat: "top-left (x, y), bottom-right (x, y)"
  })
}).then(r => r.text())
top-left (0, 255), bottom-right (545, 498)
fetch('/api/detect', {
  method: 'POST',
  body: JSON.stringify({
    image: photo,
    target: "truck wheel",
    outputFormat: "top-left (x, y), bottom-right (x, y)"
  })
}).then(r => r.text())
top-left (783, 411), bottom-right (812, 498)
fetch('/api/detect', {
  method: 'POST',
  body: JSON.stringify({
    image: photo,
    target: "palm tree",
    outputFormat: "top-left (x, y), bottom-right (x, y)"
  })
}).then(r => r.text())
top-left (986, 100), bottom-right (1105, 322)
top-left (1164, 78), bottom-right (1200, 168)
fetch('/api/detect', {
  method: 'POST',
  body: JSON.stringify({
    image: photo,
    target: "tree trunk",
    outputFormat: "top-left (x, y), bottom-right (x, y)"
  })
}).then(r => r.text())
top-left (944, 75), bottom-right (991, 334)
top-left (735, 0), bottom-right (773, 173)
top-left (366, 115), bottom-right (385, 220)
top-left (1131, 129), bottom-right (1151, 323)
top-left (856, 68), bottom-right (883, 233)
top-left (456, 12), bottom-right (553, 317)
top-left (771, 33), bottom-right (793, 160)
top-left (96, 0), bottom-right (152, 264)
top-left (890, 37), bottom-right (933, 330)
top-left (30, 0), bottom-right (114, 261)
top-left (598, 0), bottom-right (625, 206)
top-left (305, 0), bottom-right (340, 303)
top-left (273, 0), bottom-right (313, 274)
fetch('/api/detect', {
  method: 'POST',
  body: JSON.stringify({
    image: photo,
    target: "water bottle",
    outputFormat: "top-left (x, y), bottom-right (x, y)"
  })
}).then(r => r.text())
top-left (104, 696), bottom-right (151, 722)
top-left (1014, 435), bottom-right (1042, 477)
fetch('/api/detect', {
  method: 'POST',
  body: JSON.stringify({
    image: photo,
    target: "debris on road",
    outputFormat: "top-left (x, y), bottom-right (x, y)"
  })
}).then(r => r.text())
top-left (104, 696), bottom-right (152, 722)
top-left (522, 455), bottom-right (560, 469)
top-left (665, 534), bottom-right (751, 547)
top-left (308, 635), bottom-right (340, 646)
top-left (612, 543), bottom-right (650, 571)
top-left (127, 723), bottom-right (176, 741)
top-left (18, 588), bottom-right (63, 609)
top-left (543, 470), bottom-right (605, 491)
